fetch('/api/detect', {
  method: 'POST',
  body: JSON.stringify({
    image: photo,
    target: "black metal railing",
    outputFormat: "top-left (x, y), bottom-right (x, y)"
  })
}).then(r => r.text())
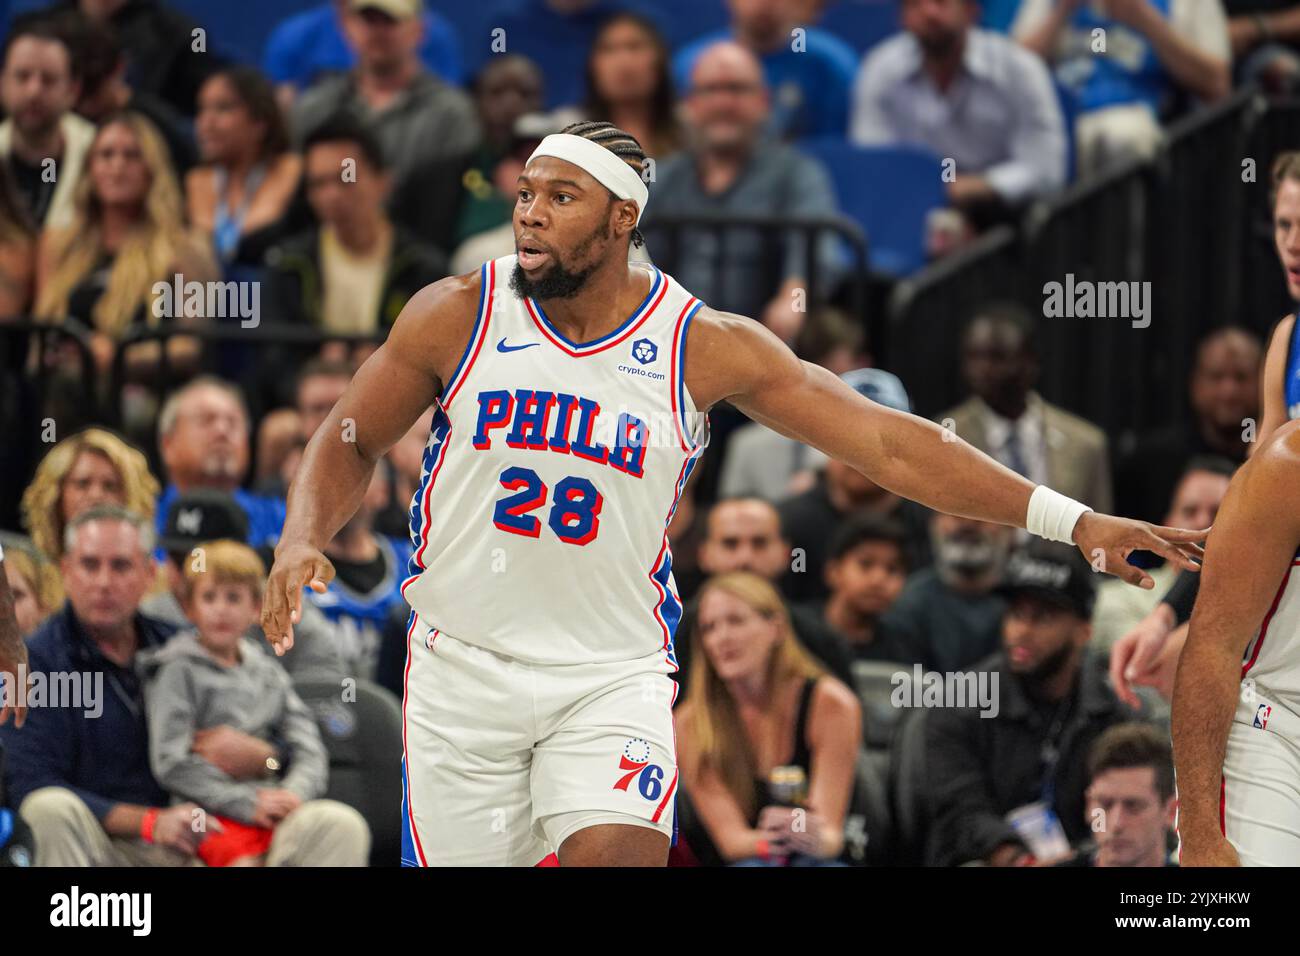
top-left (638, 211), bottom-right (876, 350)
top-left (7, 89), bottom-right (1299, 506)
top-left (0, 319), bottom-right (99, 531)
top-left (885, 85), bottom-right (1272, 438)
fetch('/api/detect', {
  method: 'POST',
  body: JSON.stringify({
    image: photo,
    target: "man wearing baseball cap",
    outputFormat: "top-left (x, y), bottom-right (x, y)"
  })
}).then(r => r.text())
top-left (923, 542), bottom-right (1145, 866)
top-left (289, 0), bottom-right (479, 241)
top-left (777, 368), bottom-right (932, 604)
top-left (141, 491), bottom-right (343, 683)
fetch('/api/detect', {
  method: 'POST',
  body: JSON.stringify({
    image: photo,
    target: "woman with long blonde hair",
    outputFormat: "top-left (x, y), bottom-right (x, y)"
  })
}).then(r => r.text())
top-left (34, 111), bottom-right (217, 375)
top-left (675, 571), bottom-right (861, 865)
top-left (19, 426), bottom-right (161, 563)
top-left (0, 535), bottom-right (65, 635)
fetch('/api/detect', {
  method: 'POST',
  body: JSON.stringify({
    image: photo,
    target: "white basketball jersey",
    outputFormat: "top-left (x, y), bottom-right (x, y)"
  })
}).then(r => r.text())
top-left (401, 255), bottom-right (708, 667)
top-left (1241, 553), bottom-right (1300, 710)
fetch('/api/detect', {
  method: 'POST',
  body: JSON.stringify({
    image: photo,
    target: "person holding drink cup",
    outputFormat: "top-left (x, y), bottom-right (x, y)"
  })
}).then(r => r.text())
top-left (675, 572), bottom-right (861, 865)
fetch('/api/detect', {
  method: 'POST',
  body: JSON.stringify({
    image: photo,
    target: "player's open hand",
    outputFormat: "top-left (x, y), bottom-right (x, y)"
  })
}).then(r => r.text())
top-left (1071, 512), bottom-right (1208, 589)
top-left (261, 544), bottom-right (334, 657)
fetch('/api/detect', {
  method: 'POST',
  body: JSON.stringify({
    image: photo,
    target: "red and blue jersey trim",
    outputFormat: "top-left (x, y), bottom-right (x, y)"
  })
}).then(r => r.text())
top-left (648, 447), bottom-right (705, 670)
top-left (669, 295), bottom-right (704, 453)
top-left (441, 259), bottom-right (495, 411)
top-left (400, 609), bottom-right (428, 866)
top-left (525, 265), bottom-right (666, 357)
top-left (401, 261), bottom-right (495, 593)
top-left (401, 411), bottom-right (453, 597)
top-left (1242, 559), bottom-right (1300, 677)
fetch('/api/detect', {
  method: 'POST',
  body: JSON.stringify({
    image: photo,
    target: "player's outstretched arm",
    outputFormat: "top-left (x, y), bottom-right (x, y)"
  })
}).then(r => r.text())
top-left (686, 310), bottom-right (1206, 587)
top-left (262, 274), bottom-right (480, 654)
top-left (1172, 424), bottom-right (1300, 866)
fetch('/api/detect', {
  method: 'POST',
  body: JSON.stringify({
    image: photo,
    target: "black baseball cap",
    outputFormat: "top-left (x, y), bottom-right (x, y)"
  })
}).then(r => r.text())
top-left (159, 490), bottom-right (249, 554)
top-left (996, 542), bottom-right (1097, 619)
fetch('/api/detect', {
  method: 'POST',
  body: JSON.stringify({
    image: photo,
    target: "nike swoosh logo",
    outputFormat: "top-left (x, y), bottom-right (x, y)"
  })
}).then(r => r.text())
top-left (496, 337), bottom-right (539, 353)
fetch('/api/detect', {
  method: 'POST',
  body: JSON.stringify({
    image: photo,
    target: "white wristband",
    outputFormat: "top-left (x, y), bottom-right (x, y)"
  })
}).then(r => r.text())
top-left (1025, 485), bottom-right (1092, 544)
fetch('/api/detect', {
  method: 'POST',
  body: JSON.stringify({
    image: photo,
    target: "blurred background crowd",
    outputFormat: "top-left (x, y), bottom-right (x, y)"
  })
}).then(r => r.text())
top-left (0, 0), bottom-right (1295, 867)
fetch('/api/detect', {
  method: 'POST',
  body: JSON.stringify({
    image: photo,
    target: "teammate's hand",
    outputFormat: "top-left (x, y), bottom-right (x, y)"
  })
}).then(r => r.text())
top-left (261, 544), bottom-right (334, 656)
top-left (1071, 512), bottom-right (1207, 589)
top-left (1109, 602), bottom-right (1177, 708)
top-left (1179, 834), bottom-right (1241, 867)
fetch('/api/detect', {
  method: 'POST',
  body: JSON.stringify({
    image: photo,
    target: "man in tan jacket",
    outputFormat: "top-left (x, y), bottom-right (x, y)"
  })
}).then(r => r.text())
top-left (941, 303), bottom-right (1113, 514)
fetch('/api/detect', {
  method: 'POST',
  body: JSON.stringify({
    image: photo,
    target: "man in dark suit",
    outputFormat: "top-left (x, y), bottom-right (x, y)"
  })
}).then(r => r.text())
top-left (941, 303), bottom-right (1113, 514)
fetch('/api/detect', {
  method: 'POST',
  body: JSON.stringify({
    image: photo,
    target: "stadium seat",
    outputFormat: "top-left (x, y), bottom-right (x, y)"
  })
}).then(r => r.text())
top-left (851, 658), bottom-right (911, 749)
top-left (887, 707), bottom-right (930, 866)
top-left (295, 678), bottom-right (404, 867)
top-left (845, 748), bottom-right (893, 865)
top-left (799, 139), bottom-right (947, 276)
top-left (817, 0), bottom-right (898, 57)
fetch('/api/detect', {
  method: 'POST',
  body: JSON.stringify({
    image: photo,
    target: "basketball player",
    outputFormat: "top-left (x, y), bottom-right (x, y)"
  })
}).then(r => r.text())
top-left (1111, 151), bottom-right (1298, 704)
top-left (1173, 419), bottom-right (1300, 866)
top-left (1253, 152), bottom-right (1300, 448)
top-left (262, 121), bottom-right (1206, 867)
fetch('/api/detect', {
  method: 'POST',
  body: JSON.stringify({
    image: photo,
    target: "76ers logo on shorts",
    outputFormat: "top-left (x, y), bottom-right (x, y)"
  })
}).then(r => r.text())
top-left (613, 738), bottom-right (665, 801)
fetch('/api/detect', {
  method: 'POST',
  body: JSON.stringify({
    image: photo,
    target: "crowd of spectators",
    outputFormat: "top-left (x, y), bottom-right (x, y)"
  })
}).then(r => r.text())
top-left (0, 0), bottom-right (1287, 867)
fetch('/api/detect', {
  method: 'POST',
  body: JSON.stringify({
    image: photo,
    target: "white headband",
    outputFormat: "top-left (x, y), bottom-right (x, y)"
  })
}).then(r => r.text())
top-left (526, 133), bottom-right (649, 226)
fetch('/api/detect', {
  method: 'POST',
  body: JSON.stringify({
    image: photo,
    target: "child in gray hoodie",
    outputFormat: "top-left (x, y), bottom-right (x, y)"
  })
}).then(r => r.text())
top-left (145, 540), bottom-right (330, 866)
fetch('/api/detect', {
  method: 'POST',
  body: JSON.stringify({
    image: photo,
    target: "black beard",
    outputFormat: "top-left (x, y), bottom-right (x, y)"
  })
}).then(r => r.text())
top-left (510, 217), bottom-right (611, 301)
top-left (1023, 639), bottom-right (1076, 687)
top-left (510, 258), bottom-right (598, 301)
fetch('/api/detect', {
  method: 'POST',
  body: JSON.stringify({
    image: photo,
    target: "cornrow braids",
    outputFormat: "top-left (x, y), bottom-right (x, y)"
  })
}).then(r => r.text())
top-left (560, 120), bottom-right (649, 248)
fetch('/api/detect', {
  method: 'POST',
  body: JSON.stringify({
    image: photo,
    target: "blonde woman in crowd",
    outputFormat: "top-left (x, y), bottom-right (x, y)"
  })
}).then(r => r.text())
top-left (19, 427), bottom-right (160, 564)
top-left (0, 536), bottom-right (64, 635)
top-left (34, 112), bottom-right (217, 379)
top-left (675, 571), bottom-right (861, 866)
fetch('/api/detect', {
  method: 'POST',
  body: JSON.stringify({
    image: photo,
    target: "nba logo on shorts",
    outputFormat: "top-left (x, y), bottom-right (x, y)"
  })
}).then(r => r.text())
top-left (631, 338), bottom-right (657, 365)
top-left (1255, 703), bottom-right (1272, 730)
top-left (613, 738), bottom-right (665, 800)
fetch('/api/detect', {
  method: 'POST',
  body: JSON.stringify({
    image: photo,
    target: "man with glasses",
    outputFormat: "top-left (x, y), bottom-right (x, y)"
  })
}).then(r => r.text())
top-left (156, 376), bottom-right (288, 552)
top-left (641, 41), bottom-right (843, 346)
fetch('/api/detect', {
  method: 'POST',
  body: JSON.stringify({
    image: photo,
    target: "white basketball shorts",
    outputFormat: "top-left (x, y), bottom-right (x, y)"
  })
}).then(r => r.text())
top-left (1216, 690), bottom-right (1300, 866)
top-left (399, 612), bottom-right (679, 866)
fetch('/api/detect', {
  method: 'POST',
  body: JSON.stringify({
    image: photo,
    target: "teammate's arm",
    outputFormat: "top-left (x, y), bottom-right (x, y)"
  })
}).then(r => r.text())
top-left (1171, 426), bottom-right (1300, 866)
top-left (262, 275), bottom-right (479, 653)
top-left (686, 311), bottom-right (1206, 586)
top-left (1252, 313), bottom-right (1294, 457)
